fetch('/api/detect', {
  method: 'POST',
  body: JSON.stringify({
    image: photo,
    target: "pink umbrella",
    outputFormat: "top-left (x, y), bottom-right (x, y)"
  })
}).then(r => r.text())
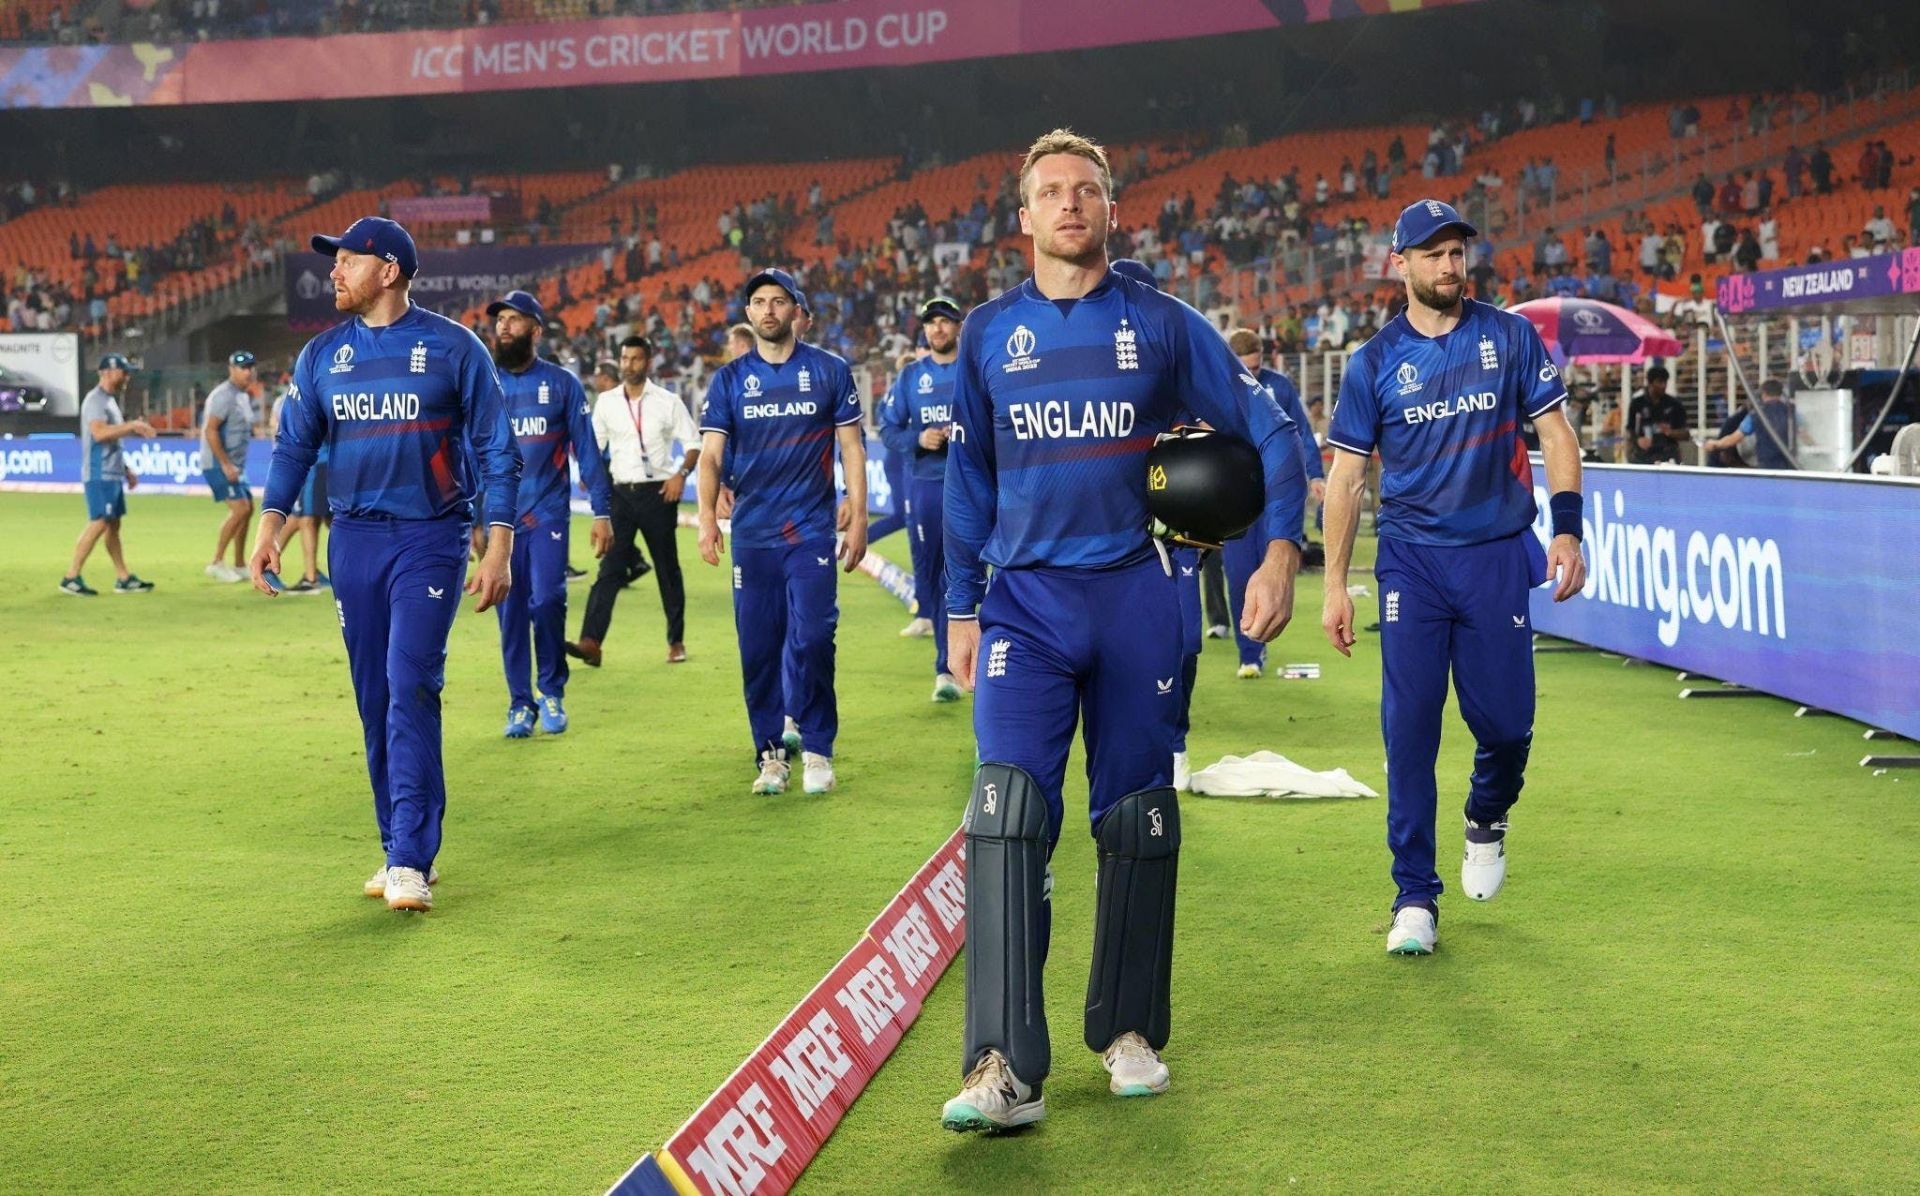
top-left (1509, 297), bottom-right (1684, 365)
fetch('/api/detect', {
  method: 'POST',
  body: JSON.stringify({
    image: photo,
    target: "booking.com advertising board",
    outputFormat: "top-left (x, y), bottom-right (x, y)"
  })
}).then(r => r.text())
top-left (0, 434), bottom-right (899, 516)
top-left (1527, 462), bottom-right (1920, 741)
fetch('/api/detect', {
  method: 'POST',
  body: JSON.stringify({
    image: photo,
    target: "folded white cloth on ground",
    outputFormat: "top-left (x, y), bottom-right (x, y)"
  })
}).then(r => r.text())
top-left (1188, 751), bottom-right (1380, 799)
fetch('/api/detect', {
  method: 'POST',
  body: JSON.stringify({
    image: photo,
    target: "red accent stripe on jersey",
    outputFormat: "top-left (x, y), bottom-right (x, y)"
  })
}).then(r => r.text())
top-left (428, 439), bottom-right (458, 503)
top-left (334, 417), bottom-right (455, 439)
top-left (1002, 433), bottom-right (1157, 468)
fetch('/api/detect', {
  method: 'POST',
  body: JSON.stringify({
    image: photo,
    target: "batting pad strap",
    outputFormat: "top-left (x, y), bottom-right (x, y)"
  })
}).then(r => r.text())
top-left (1084, 787), bottom-right (1180, 1054)
top-left (963, 763), bottom-right (1053, 1084)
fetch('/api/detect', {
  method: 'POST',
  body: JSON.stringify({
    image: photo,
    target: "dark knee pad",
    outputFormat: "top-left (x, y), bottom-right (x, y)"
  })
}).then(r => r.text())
top-left (963, 762), bottom-right (1053, 1083)
top-left (1084, 787), bottom-right (1180, 1054)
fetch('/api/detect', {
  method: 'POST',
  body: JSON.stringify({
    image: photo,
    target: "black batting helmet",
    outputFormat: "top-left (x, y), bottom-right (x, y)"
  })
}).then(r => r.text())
top-left (1145, 429), bottom-right (1265, 549)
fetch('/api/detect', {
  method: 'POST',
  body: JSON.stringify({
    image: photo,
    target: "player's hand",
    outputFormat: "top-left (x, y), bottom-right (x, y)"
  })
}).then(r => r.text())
top-left (918, 426), bottom-right (948, 451)
top-left (249, 515), bottom-right (285, 597)
top-left (589, 517), bottom-right (613, 559)
top-left (1241, 557), bottom-right (1297, 643)
top-left (836, 497), bottom-right (852, 532)
top-left (130, 420), bottom-right (156, 438)
top-left (1308, 478), bottom-right (1327, 503)
top-left (467, 532), bottom-right (512, 612)
top-left (716, 487), bottom-right (735, 519)
top-left (222, 460), bottom-right (240, 483)
top-left (1322, 584), bottom-right (1357, 657)
top-left (948, 618), bottom-right (981, 691)
top-left (661, 474), bottom-right (686, 504)
top-left (125, 469), bottom-right (139, 490)
top-left (1547, 533), bottom-right (1587, 602)
top-left (838, 515), bottom-right (868, 573)
top-left (469, 527), bottom-right (485, 562)
top-left (698, 514), bottom-right (724, 566)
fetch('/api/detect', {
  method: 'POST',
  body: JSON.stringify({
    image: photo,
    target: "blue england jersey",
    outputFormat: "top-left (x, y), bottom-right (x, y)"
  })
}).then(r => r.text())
top-left (944, 270), bottom-right (1306, 616)
top-left (266, 304), bottom-right (521, 525)
top-left (1256, 367), bottom-right (1324, 483)
top-left (700, 341), bottom-right (861, 548)
top-left (495, 358), bottom-right (611, 527)
top-left (1328, 298), bottom-right (1566, 546)
top-left (879, 357), bottom-right (958, 483)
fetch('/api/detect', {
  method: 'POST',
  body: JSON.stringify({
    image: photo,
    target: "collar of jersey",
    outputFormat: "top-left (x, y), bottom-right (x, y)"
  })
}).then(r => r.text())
top-left (1391, 296), bottom-right (1480, 344)
top-left (353, 302), bottom-right (425, 333)
top-left (746, 342), bottom-right (806, 371)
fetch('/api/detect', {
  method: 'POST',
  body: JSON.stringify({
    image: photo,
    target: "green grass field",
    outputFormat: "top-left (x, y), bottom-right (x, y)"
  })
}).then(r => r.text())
top-left (3, 491), bottom-right (1915, 1194)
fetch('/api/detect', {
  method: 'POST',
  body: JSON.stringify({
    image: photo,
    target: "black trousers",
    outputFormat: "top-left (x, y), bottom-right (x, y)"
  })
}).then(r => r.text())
top-left (1200, 549), bottom-right (1230, 629)
top-left (581, 482), bottom-right (685, 645)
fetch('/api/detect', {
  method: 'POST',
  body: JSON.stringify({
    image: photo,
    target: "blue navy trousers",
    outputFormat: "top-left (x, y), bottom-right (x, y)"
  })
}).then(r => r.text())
top-left (496, 515), bottom-right (570, 710)
top-left (907, 476), bottom-right (950, 676)
top-left (1222, 532), bottom-right (1267, 669)
top-left (973, 555), bottom-right (1182, 849)
top-left (733, 536), bottom-right (839, 760)
top-left (1170, 546), bottom-right (1203, 752)
top-left (1375, 532), bottom-right (1544, 909)
top-left (330, 514), bottom-right (468, 873)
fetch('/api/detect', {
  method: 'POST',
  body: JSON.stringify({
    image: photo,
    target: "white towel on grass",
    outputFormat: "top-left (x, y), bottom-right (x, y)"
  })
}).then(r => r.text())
top-left (1188, 751), bottom-right (1379, 799)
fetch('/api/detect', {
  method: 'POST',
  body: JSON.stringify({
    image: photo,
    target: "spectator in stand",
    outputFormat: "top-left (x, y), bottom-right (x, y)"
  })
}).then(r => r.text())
top-left (1716, 175), bottom-right (1741, 215)
top-left (1711, 220), bottom-right (1736, 265)
top-left (1626, 366), bottom-right (1688, 465)
top-left (1865, 205), bottom-right (1896, 251)
top-left (1640, 225), bottom-right (1665, 277)
top-left (1671, 275), bottom-right (1715, 328)
top-left (1810, 143), bottom-right (1834, 195)
top-left (1733, 227), bottom-right (1762, 273)
top-left (1740, 171), bottom-right (1761, 215)
top-left (1843, 234), bottom-right (1869, 260)
top-left (1701, 214), bottom-right (1723, 264)
top-left (1585, 227), bottom-right (1612, 276)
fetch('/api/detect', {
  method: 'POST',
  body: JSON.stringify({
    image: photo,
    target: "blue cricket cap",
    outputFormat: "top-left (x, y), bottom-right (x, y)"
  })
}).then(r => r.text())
top-left (486, 289), bottom-right (548, 327)
top-left (1110, 258), bottom-right (1158, 288)
top-left (229, 350), bottom-right (256, 367)
top-left (312, 216), bottom-right (420, 279)
top-left (917, 294), bottom-right (964, 322)
top-left (743, 268), bottom-right (805, 310)
top-left (1391, 199), bottom-right (1478, 254)
top-left (97, 353), bottom-right (131, 371)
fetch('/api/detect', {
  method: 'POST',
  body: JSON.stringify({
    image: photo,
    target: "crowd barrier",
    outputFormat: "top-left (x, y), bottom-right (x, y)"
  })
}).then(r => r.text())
top-left (1526, 461), bottom-right (1920, 741)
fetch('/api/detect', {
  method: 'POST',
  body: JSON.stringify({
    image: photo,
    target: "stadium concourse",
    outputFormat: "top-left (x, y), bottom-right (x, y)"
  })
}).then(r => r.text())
top-left (5, 1), bottom-right (1920, 1193)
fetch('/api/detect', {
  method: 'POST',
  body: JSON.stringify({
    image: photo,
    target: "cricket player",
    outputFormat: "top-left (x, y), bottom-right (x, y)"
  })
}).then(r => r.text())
top-left (696, 268), bottom-right (868, 797)
top-left (484, 290), bottom-right (612, 738)
top-left (200, 350), bottom-right (258, 583)
top-left (61, 353), bottom-right (157, 596)
top-left (941, 130), bottom-right (1306, 1132)
top-left (271, 381), bottom-right (331, 594)
top-left (1223, 328), bottom-right (1325, 677)
top-left (252, 216), bottom-right (521, 914)
top-left (878, 295), bottom-right (964, 703)
top-left (1321, 199), bottom-right (1586, 956)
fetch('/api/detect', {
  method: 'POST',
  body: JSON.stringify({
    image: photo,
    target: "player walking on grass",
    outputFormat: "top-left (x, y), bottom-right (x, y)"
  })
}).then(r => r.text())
top-left (61, 353), bottom-right (156, 596)
top-left (483, 290), bottom-right (612, 740)
top-left (696, 268), bottom-right (868, 797)
top-left (1320, 200), bottom-right (1587, 956)
top-left (251, 216), bottom-right (521, 915)
top-left (200, 351), bottom-right (258, 584)
top-left (879, 295), bottom-right (965, 703)
top-left (940, 130), bottom-right (1306, 1133)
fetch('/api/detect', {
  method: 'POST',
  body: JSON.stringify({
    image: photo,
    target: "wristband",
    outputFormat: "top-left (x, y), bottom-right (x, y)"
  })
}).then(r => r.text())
top-left (1549, 491), bottom-right (1583, 540)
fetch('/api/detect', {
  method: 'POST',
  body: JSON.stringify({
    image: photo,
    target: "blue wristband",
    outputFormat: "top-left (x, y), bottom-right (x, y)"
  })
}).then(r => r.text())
top-left (1549, 491), bottom-right (1583, 540)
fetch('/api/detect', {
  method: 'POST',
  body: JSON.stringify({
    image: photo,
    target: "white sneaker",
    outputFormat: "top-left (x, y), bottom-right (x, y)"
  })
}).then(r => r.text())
top-left (1205, 623), bottom-right (1230, 639)
top-left (1462, 819), bottom-right (1508, 901)
top-left (802, 751), bottom-right (835, 794)
top-left (205, 562), bottom-right (241, 582)
top-left (941, 1049), bottom-right (1045, 1132)
top-left (1172, 751), bottom-right (1191, 791)
top-left (932, 673), bottom-right (962, 703)
top-left (751, 750), bottom-right (789, 796)
top-left (364, 864), bottom-right (439, 897)
top-left (1236, 663), bottom-right (1262, 679)
top-left (900, 616), bottom-right (934, 638)
top-left (383, 866), bottom-right (432, 912)
top-left (1101, 1031), bottom-right (1171, 1097)
top-left (1386, 905), bottom-right (1437, 955)
top-left (781, 716), bottom-right (802, 756)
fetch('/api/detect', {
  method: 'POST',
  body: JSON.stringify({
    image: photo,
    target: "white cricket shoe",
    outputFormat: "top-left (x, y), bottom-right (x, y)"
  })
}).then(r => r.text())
top-left (802, 751), bottom-right (835, 795)
top-left (900, 616), bottom-right (934, 638)
top-left (364, 864), bottom-right (439, 898)
top-left (205, 562), bottom-right (242, 582)
top-left (781, 716), bottom-right (802, 756)
top-left (1236, 663), bottom-right (1262, 679)
top-left (1386, 905), bottom-right (1437, 955)
top-left (1172, 751), bottom-right (1191, 792)
top-left (1102, 1031), bottom-right (1171, 1097)
top-left (383, 866), bottom-right (432, 912)
top-left (1205, 623), bottom-right (1230, 639)
top-left (1462, 819), bottom-right (1508, 901)
top-left (941, 1049), bottom-right (1045, 1132)
top-left (932, 673), bottom-right (962, 703)
top-left (751, 750), bottom-right (789, 796)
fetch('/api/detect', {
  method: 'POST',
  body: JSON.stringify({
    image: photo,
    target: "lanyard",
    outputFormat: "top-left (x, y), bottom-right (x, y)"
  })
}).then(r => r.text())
top-left (625, 388), bottom-right (648, 460)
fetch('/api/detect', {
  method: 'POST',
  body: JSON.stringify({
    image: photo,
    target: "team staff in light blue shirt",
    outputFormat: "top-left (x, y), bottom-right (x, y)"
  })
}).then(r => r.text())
top-left (252, 216), bottom-right (522, 915)
top-left (1321, 199), bottom-right (1587, 957)
top-left (200, 350), bottom-right (259, 584)
top-left (60, 353), bottom-right (157, 595)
